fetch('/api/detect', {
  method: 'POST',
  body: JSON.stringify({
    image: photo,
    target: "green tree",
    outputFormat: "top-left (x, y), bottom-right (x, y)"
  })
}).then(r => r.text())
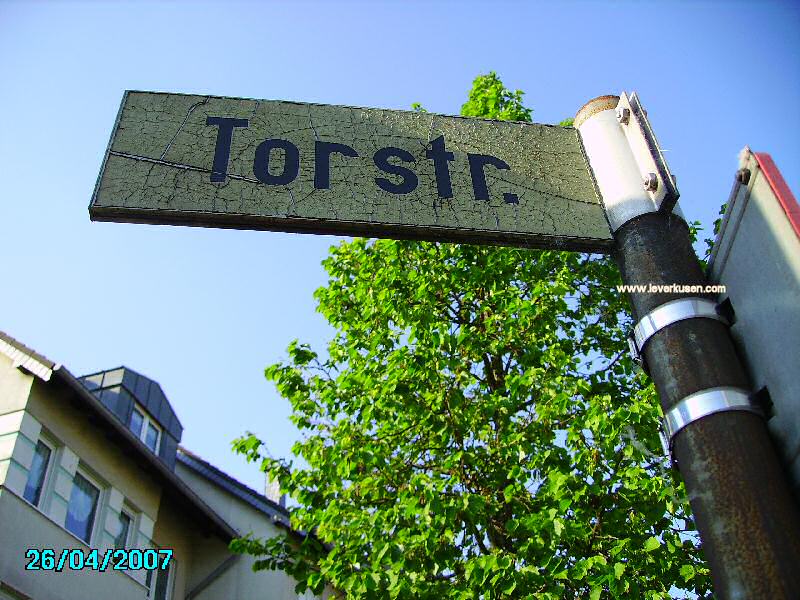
top-left (232, 73), bottom-right (711, 599)
top-left (460, 71), bottom-right (531, 122)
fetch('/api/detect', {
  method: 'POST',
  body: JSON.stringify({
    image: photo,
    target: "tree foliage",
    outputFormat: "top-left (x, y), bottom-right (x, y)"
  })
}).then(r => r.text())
top-left (232, 73), bottom-right (711, 599)
top-left (461, 71), bottom-right (532, 122)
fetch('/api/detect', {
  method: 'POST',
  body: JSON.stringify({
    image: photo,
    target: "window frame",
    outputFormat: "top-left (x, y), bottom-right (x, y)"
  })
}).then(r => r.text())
top-left (147, 552), bottom-right (175, 600)
top-left (129, 407), bottom-right (145, 438)
top-left (64, 467), bottom-right (104, 545)
top-left (143, 421), bottom-right (160, 453)
top-left (22, 438), bottom-right (54, 508)
top-left (129, 404), bottom-right (162, 454)
top-left (114, 508), bottom-right (134, 550)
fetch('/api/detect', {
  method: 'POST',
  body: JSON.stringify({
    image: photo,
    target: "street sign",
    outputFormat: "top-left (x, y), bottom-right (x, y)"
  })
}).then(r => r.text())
top-left (708, 147), bottom-right (800, 494)
top-left (90, 91), bottom-right (612, 251)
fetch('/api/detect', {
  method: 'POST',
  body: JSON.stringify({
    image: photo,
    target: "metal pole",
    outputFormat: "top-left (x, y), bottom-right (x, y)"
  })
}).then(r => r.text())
top-left (576, 96), bottom-right (800, 600)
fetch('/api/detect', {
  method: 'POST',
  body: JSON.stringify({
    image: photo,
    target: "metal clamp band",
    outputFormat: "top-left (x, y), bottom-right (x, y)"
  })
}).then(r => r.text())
top-left (630, 298), bottom-right (728, 361)
top-left (662, 387), bottom-right (762, 449)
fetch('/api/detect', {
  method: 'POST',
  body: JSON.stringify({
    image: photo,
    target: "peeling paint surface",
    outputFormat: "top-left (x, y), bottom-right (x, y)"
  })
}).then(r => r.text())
top-left (90, 91), bottom-right (612, 251)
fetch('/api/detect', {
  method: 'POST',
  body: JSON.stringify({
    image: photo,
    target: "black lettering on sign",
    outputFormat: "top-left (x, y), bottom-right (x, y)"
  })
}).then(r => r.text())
top-left (206, 118), bottom-right (520, 203)
top-left (373, 147), bottom-right (418, 194)
top-left (467, 154), bottom-right (519, 204)
top-left (253, 139), bottom-right (300, 185)
top-left (314, 141), bottom-right (358, 190)
top-left (206, 117), bottom-right (249, 183)
top-left (425, 135), bottom-right (455, 199)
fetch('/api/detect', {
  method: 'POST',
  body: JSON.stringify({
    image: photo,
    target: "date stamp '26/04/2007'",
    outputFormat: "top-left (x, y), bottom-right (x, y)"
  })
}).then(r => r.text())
top-left (24, 548), bottom-right (173, 572)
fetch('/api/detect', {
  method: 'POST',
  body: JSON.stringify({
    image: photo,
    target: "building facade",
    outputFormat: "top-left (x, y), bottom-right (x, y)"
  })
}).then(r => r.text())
top-left (0, 331), bottom-right (328, 600)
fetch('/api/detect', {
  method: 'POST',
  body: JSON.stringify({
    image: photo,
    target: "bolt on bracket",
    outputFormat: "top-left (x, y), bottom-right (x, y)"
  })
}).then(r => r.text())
top-left (616, 92), bottom-right (680, 214)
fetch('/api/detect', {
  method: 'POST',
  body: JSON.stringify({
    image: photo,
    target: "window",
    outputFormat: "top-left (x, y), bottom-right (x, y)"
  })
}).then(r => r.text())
top-left (65, 471), bottom-right (100, 544)
top-left (23, 440), bottom-right (52, 506)
top-left (147, 556), bottom-right (174, 600)
top-left (129, 406), bottom-right (161, 454)
top-left (130, 408), bottom-right (144, 438)
top-left (144, 422), bottom-right (159, 453)
top-left (114, 510), bottom-right (133, 550)
top-left (152, 561), bottom-right (172, 600)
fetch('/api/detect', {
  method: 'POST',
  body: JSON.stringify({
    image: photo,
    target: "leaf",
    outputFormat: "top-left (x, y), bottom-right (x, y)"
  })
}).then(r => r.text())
top-left (553, 569), bottom-right (569, 580)
top-left (553, 519), bottom-right (565, 537)
top-left (644, 536), bottom-right (661, 552)
top-left (614, 562), bottom-right (626, 579)
top-left (680, 564), bottom-right (695, 582)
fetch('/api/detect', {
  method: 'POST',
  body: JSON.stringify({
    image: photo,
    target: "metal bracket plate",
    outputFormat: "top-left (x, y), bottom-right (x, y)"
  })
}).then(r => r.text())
top-left (617, 92), bottom-right (680, 214)
top-left (628, 298), bottom-right (729, 364)
top-left (662, 387), bottom-right (762, 450)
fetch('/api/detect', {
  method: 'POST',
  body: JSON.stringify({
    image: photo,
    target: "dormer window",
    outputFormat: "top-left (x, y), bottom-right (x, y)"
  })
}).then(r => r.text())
top-left (78, 366), bottom-right (182, 468)
top-left (129, 405), bottom-right (161, 453)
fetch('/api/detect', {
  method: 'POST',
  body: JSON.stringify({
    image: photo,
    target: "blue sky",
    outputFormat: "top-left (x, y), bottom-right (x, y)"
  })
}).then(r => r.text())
top-left (1, 0), bottom-right (798, 492)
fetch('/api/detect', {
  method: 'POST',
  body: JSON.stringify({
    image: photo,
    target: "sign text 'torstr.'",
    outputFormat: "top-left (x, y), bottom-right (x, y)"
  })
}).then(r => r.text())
top-left (90, 91), bottom-right (612, 250)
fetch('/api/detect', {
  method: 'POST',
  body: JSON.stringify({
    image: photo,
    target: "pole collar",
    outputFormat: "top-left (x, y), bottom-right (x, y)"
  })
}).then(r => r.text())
top-left (574, 95), bottom-right (619, 129)
top-left (630, 297), bottom-right (729, 363)
top-left (662, 387), bottom-right (762, 450)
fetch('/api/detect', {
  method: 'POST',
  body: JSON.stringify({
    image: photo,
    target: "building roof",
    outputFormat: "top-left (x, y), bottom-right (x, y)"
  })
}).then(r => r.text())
top-left (177, 447), bottom-right (291, 529)
top-left (0, 330), bottom-right (238, 541)
top-left (0, 330), bottom-right (57, 380)
top-left (177, 448), bottom-right (329, 550)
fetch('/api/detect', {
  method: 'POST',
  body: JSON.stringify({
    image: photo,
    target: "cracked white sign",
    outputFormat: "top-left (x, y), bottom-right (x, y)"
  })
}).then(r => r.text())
top-left (90, 91), bottom-right (612, 251)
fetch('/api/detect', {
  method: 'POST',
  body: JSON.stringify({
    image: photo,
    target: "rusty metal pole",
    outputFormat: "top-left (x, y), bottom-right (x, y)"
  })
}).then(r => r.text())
top-left (576, 95), bottom-right (800, 600)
